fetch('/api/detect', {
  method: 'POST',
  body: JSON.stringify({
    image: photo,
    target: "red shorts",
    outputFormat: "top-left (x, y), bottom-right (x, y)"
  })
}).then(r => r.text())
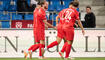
top-left (63, 28), bottom-right (74, 41)
top-left (33, 28), bottom-right (45, 43)
top-left (57, 24), bottom-right (64, 39)
top-left (57, 25), bottom-right (74, 41)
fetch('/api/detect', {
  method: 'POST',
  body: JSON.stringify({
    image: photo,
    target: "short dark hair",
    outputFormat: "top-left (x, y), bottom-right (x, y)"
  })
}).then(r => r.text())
top-left (72, 1), bottom-right (79, 7)
top-left (86, 5), bottom-right (91, 9)
top-left (69, 1), bottom-right (74, 5)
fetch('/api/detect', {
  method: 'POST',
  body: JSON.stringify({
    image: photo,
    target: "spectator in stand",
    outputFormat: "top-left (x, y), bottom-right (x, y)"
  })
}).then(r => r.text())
top-left (30, 0), bottom-right (38, 12)
top-left (84, 6), bottom-right (96, 28)
top-left (17, 0), bottom-right (31, 19)
top-left (17, 0), bottom-right (30, 12)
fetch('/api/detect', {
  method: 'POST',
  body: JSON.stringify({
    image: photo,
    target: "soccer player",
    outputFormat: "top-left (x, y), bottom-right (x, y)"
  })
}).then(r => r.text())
top-left (46, 1), bottom-right (78, 54)
top-left (56, 2), bottom-right (78, 59)
top-left (47, 2), bottom-right (73, 49)
top-left (60, 1), bottom-right (85, 59)
top-left (23, 1), bottom-right (56, 59)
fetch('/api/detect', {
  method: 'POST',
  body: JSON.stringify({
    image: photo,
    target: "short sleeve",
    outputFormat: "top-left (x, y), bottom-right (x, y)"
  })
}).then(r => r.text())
top-left (39, 8), bottom-right (47, 21)
top-left (41, 11), bottom-right (47, 21)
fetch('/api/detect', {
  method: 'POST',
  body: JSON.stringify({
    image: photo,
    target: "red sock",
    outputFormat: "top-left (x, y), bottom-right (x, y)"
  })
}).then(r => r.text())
top-left (31, 44), bottom-right (40, 52)
top-left (65, 43), bottom-right (71, 58)
top-left (61, 42), bottom-right (67, 53)
top-left (39, 44), bottom-right (45, 57)
top-left (47, 41), bottom-right (58, 48)
top-left (28, 44), bottom-right (37, 51)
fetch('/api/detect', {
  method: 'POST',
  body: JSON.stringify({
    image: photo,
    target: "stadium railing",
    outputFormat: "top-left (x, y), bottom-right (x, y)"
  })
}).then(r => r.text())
top-left (0, 11), bottom-right (59, 28)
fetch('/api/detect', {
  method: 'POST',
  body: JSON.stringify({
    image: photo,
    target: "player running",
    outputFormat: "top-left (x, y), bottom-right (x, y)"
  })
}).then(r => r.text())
top-left (59, 1), bottom-right (85, 59)
top-left (23, 1), bottom-right (56, 59)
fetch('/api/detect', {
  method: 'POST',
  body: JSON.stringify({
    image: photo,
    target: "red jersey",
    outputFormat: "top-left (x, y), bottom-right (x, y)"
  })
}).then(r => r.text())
top-left (33, 8), bottom-right (47, 29)
top-left (58, 9), bottom-right (67, 24)
top-left (63, 8), bottom-right (79, 29)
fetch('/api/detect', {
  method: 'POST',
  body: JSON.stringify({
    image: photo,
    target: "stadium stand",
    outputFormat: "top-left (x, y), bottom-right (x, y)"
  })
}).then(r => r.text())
top-left (0, 0), bottom-right (77, 28)
top-left (1, 21), bottom-right (10, 28)
top-left (79, 0), bottom-right (105, 28)
top-left (0, 12), bottom-right (10, 20)
top-left (12, 13), bottom-right (23, 20)
top-left (0, 0), bottom-right (17, 11)
top-left (8, 0), bottom-right (17, 11)
top-left (49, 13), bottom-right (53, 20)
top-left (24, 14), bottom-right (33, 20)
top-left (0, 0), bottom-right (4, 11)
top-left (48, 4), bottom-right (55, 11)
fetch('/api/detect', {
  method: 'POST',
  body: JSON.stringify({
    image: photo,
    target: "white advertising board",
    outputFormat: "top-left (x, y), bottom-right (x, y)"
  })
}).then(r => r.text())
top-left (0, 29), bottom-right (105, 58)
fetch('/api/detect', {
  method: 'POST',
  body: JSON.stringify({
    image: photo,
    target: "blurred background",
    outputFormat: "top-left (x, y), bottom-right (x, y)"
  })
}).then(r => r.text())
top-left (0, 0), bottom-right (105, 59)
top-left (0, 0), bottom-right (105, 28)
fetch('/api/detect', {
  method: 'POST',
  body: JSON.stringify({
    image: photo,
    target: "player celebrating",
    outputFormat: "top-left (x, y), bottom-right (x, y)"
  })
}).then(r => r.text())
top-left (23, 1), bottom-right (56, 59)
top-left (46, 1), bottom-right (78, 55)
top-left (60, 1), bottom-right (85, 59)
top-left (47, 1), bottom-right (73, 49)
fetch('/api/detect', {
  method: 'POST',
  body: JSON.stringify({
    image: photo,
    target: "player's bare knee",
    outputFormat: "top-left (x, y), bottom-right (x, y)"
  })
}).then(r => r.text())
top-left (56, 37), bottom-right (62, 44)
top-left (40, 40), bottom-right (45, 44)
top-left (67, 40), bottom-right (72, 44)
top-left (56, 39), bottom-right (61, 44)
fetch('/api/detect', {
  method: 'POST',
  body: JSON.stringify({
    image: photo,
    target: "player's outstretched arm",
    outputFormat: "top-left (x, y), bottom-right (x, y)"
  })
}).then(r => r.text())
top-left (45, 24), bottom-right (48, 30)
top-left (77, 20), bottom-right (85, 35)
top-left (56, 16), bottom-right (59, 26)
top-left (43, 20), bottom-right (57, 30)
top-left (74, 23), bottom-right (78, 28)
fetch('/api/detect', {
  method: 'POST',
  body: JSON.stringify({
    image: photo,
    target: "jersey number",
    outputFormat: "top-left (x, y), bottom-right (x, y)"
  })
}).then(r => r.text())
top-left (65, 10), bottom-right (72, 22)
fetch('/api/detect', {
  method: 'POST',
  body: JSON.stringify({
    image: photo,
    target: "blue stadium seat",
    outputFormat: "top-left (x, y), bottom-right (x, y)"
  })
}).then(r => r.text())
top-left (1, 21), bottom-right (10, 28)
top-left (49, 14), bottom-right (53, 20)
top-left (63, 1), bottom-right (70, 8)
top-left (8, 0), bottom-right (17, 11)
top-left (12, 13), bottom-right (23, 20)
top-left (3, 0), bottom-right (11, 11)
top-left (8, 5), bottom-right (17, 11)
top-left (49, 14), bottom-right (57, 20)
top-left (24, 14), bottom-right (33, 20)
top-left (0, 0), bottom-right (17, 11)
top-left (48, 0), bottom-right (62, 11)
top-left (48, 4), bottom-right (55, 11)
top-left (62, 0), bottom-right (73, 2)
top-left (48, 0), bottom-right (56, 11)
top-left (56, 5), bottom-right (64, 12)
top-left (55, 1), bottom-right (63, 12)
top-left (49, 0), bottom-right (60, 11)
top-left (0, 13), bottom-right (10, 20)
top-left (0, 1), bottom-right (4, 11)
top-left (53, 21), bottom-right (56, 26)
top-left (62, 0), bottom-right (73, 8)
top-left (53, 14), bottom-right (57, 21)
top-left (27, 0), bottom-right (30, 6)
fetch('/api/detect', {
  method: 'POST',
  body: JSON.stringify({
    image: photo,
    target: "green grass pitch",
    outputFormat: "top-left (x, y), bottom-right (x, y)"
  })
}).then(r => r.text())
top-left (0, 58), bottom-right (105, 60)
